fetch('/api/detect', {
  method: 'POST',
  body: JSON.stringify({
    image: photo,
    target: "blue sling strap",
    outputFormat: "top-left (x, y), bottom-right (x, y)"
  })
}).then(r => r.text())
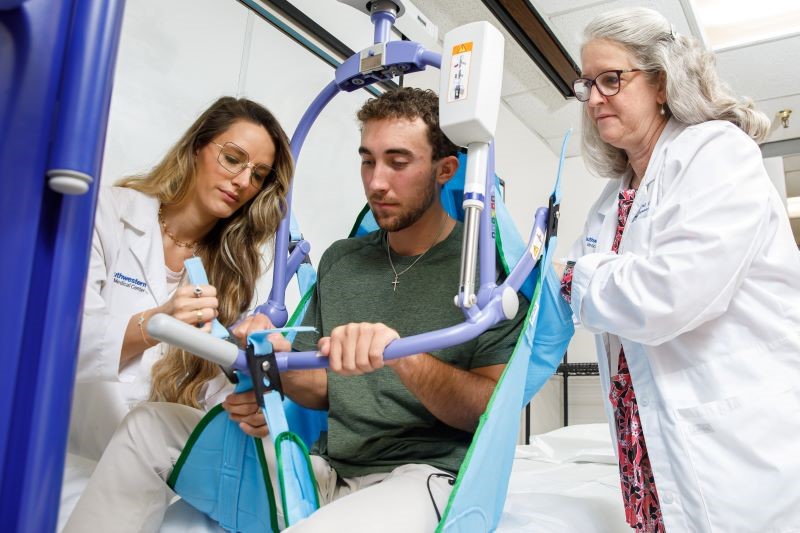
top-left (167, 378), bottom-right (280, 532)
top-left (436, 131), bottom-right (575, 531)
top-left (248, 329), bottom-right (320, 526)
top-left (169, 330), bottom-right (321, 532)
top-left (171, 247), bottom-right (322, 531)
top-left (184, 257), bottom-right (231, 340)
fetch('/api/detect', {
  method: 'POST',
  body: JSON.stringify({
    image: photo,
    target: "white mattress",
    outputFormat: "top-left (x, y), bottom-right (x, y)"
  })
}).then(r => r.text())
top-left (59, 424), bottom-right (627, 532)
top-left (497, 423), bottom-right (628, 532)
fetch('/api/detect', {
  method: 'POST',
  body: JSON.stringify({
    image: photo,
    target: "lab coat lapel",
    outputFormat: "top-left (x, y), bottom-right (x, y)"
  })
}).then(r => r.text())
top-left (594, 183), bottom-right (621, 254)
top-left (618, 118), bottom-right (684, 254)
top-left (640, 117), bottom-right (682, 197)
top-left (122, 196), bottom-right (169, 304)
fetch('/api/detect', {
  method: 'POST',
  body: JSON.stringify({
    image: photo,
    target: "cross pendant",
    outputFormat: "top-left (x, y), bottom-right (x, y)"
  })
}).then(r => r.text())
top-left (391, 275), bottom-right (399, 292)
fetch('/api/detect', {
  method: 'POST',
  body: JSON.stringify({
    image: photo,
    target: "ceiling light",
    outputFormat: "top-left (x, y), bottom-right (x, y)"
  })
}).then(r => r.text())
top-left (688, 0), bottom-right (800, 50)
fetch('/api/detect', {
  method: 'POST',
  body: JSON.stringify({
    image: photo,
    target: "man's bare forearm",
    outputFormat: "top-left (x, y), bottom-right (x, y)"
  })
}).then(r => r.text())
top-left (281, 368), bottom-right (329, 410)
top-left (391, 354), bottom-right (502, 432)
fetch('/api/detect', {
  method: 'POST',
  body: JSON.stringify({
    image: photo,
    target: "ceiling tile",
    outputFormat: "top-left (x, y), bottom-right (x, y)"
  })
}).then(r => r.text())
top-left (545, 134), bottom-right (583, 158)
top-left (547, 0), bottom-right (696, 67)
top-left (412, 0), bottom-right (800, 160)
top-left (715, 35), bottom-right (800, 102)
top-left (504, 89), bottom-right (582, 139)
top-left (501, 46), bottom-right (551, 95)
top-left (529, 0), bottom-right (608, 17)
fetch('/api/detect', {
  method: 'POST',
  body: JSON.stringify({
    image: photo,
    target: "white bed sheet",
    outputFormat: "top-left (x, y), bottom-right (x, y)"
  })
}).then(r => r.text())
top-left (59, 423), bottom-right (627, 532)
top-left (497, 423), bottom-right (628, 532)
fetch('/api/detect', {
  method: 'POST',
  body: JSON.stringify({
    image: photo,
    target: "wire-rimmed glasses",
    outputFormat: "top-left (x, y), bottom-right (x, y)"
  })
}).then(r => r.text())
top-left (572, 69), bottom-right (642, 102)
top-left (211, 141), bottom-right (273, 189)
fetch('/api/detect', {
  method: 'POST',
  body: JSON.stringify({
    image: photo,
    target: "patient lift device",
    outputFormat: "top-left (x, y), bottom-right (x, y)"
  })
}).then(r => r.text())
top-left (147, 1), bottom-right (574, 531)
top-left (150, 0), bottom-right (532, 384)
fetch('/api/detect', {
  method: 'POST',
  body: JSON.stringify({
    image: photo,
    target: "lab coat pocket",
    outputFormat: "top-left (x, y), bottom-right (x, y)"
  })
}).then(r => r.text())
top-left (675, 385), bottom-right (800, 532)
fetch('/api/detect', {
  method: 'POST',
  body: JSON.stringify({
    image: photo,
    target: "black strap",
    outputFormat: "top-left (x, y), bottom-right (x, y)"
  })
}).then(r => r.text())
top-left (245, 343), bottom-right (285, 404)
top-left (547, 193), bottom-right (560, 239)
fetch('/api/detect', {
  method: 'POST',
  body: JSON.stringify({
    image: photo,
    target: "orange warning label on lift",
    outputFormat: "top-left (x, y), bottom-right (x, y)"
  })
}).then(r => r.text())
top-left (448, 41), bottom-right (474, 102)
top-left (452, 42), bottom-right (473, 55)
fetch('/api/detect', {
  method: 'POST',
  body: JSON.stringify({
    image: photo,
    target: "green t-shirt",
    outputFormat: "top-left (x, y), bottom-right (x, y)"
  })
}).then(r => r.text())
top-left (292, 222), bottom-right (527, 478)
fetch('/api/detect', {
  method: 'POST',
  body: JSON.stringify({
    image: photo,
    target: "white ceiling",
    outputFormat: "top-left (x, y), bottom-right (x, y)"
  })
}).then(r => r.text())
top-left (411, 0), bottom-right (800, 238)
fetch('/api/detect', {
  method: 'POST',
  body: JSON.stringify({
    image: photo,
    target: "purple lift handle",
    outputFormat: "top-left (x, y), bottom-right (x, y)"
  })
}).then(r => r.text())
top-left (262, 81), bottom-right (341, 327)
top-left (155, 206), bottom-right (549, 375)
top-left (240, 206), bottom-right (550, 373)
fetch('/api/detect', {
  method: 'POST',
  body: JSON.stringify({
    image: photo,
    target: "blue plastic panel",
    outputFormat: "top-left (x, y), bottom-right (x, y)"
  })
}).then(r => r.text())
top-left (0, 0), bottom-right (125, 531)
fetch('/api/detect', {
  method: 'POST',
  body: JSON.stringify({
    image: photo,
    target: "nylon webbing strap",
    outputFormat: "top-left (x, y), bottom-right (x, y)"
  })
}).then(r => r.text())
top-left (249, 331), bottom-right (318, 526)
top-left (217, 410), bottom-right (247, 530)
top-left (552, 128), bottom-right (570, 206)
top-left (289, 212), bottom-right (303, 243)
top-left (184, 257), bottom-right (229, 339)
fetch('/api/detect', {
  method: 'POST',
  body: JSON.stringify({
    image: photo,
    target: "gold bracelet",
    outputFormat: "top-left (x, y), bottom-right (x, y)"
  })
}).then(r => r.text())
top-left (137, 312), bottom-right (154, 347)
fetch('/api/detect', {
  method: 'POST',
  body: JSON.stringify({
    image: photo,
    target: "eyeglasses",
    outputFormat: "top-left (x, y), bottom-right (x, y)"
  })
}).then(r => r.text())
top-left (572, 69), bottom-right (642, 102)
top-left (211, 141), bottom-right (273, 189)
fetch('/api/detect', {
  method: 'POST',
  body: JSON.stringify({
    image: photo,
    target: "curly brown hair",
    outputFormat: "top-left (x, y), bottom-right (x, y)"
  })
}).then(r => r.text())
top-left (357, 87), bottom-right (460, 160)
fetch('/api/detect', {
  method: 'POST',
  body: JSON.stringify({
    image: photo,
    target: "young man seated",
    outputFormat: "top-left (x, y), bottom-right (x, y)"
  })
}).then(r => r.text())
top-left (64, 88), bottom-right (527, 533)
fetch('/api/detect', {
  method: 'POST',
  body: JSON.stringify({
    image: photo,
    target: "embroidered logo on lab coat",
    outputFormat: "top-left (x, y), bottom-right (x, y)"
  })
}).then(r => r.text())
top-left (585, 236), bottom-right (597, 249)
top-left (112, 272), bottom-right (148, 293)
top-left (631, 201), bottom-right (650, 223)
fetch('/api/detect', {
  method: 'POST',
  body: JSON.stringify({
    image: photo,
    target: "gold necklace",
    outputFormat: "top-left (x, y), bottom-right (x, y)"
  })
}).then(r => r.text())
top-left (385, 215), bottom-right (448, 292)
top-left (158, 205), bottom-right (197, 250)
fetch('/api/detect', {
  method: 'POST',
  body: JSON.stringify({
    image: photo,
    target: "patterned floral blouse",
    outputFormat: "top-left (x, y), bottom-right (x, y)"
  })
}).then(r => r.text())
top-left (561, 189), bottom-right (665, 532)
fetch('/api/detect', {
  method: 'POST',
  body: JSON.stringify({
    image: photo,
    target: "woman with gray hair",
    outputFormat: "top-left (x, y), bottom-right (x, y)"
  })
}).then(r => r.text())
top-left (559, 7), bottom-right (800, 532)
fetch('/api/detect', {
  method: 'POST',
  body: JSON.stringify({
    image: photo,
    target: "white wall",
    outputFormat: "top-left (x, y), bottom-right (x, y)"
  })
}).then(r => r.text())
top-left (101, 1), bottom-right (250, 183)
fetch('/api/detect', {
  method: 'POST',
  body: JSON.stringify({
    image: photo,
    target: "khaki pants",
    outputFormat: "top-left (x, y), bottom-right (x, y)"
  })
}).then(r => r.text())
top-left (64, 402), bottom-right (454, 532)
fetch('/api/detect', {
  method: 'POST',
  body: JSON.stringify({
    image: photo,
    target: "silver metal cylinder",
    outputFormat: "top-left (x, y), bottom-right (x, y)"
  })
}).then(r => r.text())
top-left (458, 206), bottom-right (482, 308)
top-left (146, 313), bottom-right (238, 368)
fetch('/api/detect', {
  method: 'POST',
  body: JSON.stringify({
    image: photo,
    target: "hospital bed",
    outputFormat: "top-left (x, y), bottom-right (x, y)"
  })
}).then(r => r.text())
top-left (58, 423), bottom-right (628, 532)
top-left (500, 423), bottom-right (627, 532)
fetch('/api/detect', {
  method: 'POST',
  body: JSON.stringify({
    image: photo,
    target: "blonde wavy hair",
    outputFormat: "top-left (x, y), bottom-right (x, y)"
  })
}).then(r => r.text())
top-left (580, 7), bottom-right (771, 179)
top-left (117, 96), bottom-right (293, 407)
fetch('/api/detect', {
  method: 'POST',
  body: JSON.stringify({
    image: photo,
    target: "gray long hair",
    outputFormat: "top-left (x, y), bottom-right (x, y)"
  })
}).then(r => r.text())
top-left (580, 7), bottom-right (771, 179)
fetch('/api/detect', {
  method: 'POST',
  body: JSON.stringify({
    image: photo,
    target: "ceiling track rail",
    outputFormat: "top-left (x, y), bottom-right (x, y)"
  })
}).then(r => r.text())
top-left (481, 0), bottom-right (580, 98)
top-left (239, 0), bottom-right (399, 95)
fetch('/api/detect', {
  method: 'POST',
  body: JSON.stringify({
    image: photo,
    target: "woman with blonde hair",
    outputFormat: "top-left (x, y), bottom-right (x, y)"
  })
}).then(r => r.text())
top-left (560, 7), bottom-right (800, 532)
top-left (69, 96), bottom-right (293, 461)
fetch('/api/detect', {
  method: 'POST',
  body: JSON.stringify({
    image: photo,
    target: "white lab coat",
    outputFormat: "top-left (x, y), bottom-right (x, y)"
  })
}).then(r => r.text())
top-left (569, 119), bottom-right (800, 532)
top-left (69, 186), bottom-right (230, 461)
